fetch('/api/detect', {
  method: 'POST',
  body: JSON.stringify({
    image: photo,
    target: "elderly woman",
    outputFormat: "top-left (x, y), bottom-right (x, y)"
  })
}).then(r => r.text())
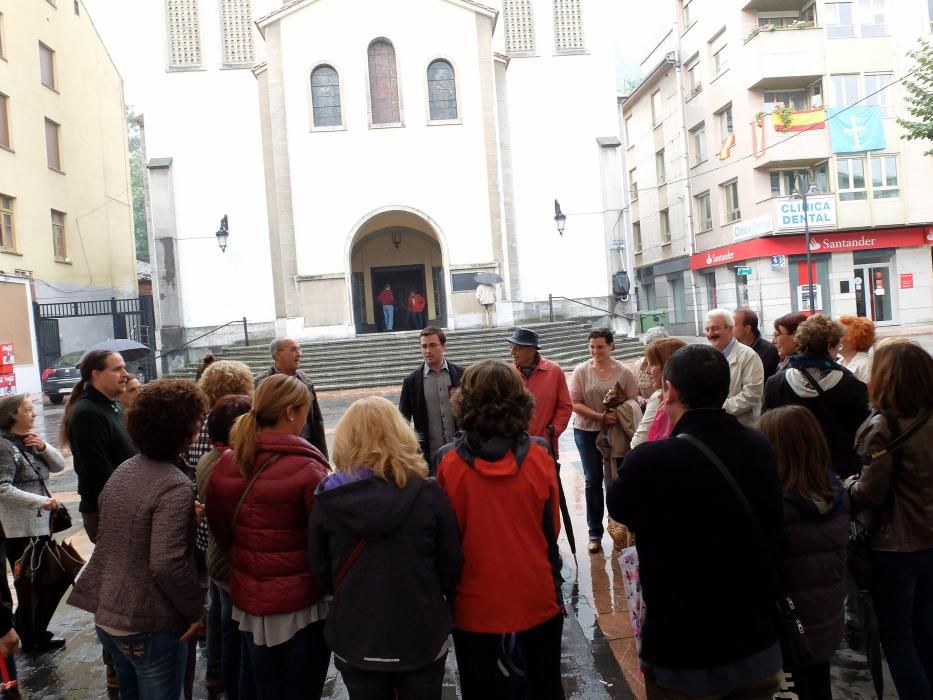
top-left (630, 338), bottom-right (687, 450)
top-left (309, 396), bottom-right (462, 699)
top-left (0, 394), bottom-right (65, 652)
top-left (772, 312), bottom-right (808, 371)
top-left (837, 315), bottom-right (875, 384)
top-left (187, 359), bottom-right (255, 470)
top-left (69, 379), bottom-right (208, 698)
top-left (763, 315), bottom-right (869, 479)
top-left (436, 360), bottom-right (564, 700)
top-left (847, 340), bottom-right (933, 698)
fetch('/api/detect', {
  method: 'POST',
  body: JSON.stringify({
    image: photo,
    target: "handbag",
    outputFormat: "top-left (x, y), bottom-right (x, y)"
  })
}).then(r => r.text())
top-left (676, 433), bottom-right (814, 669)
top-left (12, 443), bottom-right (72, 533)
top-left (232, 454), bottom-right (282, 528)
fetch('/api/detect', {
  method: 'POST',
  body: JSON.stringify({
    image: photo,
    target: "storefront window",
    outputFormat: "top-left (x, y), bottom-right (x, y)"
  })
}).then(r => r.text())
top-left (853, 249), bottom-right (895, 323)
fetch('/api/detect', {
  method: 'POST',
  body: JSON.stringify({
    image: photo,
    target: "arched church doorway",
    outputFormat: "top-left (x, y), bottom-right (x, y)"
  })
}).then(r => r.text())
top-left (349, 211), bottom-right (447, 334)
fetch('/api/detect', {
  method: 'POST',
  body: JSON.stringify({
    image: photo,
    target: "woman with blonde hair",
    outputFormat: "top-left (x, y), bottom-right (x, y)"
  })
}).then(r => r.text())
top-left (759, 405), bottom-right (849, 700)
top-left (837, 315), bottom-right (875, 384)
top-left (188, 360), bottom-right (255, 469)
top-left (308, 396), bottom-right (462, 699)
top-left (847, 339), bottom-right (933, 698)
top-left (207, 373), bottom-right (330, 700)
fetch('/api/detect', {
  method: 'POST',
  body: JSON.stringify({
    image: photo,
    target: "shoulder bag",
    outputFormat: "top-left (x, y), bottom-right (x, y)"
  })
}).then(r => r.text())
top-left (232, 454), bottom-right (282, 528)
top-left (12, 443), bottom-right (72, 533)
top-left (676, 433), bottom-right (814, 669)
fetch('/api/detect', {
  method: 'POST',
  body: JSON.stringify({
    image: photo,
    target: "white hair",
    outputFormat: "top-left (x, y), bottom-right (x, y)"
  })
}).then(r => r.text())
top-left (706, 308), bottom-right (735, 328)
top-left (640, 326), bottom-right (670, 346)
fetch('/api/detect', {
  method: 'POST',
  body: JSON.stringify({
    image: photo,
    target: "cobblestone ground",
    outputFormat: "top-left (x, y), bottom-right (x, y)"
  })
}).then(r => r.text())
top-left (17, 374), bottom-right (903, 699)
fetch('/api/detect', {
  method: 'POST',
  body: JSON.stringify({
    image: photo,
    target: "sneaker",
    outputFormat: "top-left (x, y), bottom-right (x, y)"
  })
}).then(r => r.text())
top-left (587, 539), bottom-right (602, 554)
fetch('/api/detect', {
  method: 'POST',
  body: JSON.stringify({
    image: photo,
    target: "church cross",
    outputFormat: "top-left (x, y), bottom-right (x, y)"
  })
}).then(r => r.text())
top-left (843, 115), bottom-right (867, 150)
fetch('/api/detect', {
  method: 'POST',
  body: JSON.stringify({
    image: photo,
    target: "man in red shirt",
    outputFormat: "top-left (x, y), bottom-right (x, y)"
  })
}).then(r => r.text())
top-left (376, 284), bottom-right (395, 331)
top-left (407, 290), bottom-right (427, 329)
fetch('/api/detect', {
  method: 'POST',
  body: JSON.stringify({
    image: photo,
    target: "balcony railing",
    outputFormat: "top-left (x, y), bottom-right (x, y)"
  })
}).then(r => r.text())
top-left (744, 21), bottom-right (818, 44)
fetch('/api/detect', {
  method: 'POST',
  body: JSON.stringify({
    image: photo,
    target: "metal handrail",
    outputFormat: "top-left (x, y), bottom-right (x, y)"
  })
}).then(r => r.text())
top-left (547, 295), bottom-right (623, 322)
top-left (154, 317), bottom-right (250, 359)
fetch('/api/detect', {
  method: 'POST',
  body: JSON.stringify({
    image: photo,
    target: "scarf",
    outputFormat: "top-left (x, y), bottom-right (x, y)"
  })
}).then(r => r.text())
top-left (517, 353), bottom-right (541, 378)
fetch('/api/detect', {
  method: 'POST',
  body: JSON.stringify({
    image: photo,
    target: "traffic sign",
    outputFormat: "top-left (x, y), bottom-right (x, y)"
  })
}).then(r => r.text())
top-left (770, 255), bottom-right (786, 269)
top-left (736, 266), bottom-right (753, 276)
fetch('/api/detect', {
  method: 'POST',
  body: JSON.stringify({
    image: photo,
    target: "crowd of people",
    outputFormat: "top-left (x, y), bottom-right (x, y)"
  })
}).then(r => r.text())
top-left (0, 307), bottom-right (927, 700)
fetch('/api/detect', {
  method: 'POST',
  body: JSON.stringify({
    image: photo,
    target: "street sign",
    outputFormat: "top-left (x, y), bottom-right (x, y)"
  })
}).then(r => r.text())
top-left (770, 255), bottom-right (786, 269)
top-left (609, 239), bottom-right (625, 250)
top-left (736, 266), bottom-right (753, 276)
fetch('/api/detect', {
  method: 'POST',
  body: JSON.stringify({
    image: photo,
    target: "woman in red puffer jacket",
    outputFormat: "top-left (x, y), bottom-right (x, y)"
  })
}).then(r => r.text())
top-left (207, 373), bottom-right (331, 700)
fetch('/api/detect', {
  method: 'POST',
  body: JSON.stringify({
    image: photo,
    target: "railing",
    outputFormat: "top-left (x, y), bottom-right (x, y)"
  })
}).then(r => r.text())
top-left (154, 317), bottom-right (250, 361)
top-left (547, 295), bottom-right (627, 323)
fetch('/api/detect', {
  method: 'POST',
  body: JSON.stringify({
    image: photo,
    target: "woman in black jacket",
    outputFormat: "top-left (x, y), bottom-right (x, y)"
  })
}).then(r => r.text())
top-left (308, 396), bottom-right (463, 700)
top-left (760, 405), bottom-right (849, 700)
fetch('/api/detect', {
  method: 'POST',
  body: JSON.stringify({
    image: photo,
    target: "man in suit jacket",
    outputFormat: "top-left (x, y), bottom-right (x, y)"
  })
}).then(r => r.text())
top-left (734, 308), bottom-right (780, 380)
top-left (706, 309), bottom-right (764, 426)
top-left (399, 326), bottom-right (465, 466)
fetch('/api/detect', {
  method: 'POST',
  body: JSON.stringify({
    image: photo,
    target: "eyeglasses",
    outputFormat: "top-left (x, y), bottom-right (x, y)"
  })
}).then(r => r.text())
top-left (421, 343), bottom-right (442, 350)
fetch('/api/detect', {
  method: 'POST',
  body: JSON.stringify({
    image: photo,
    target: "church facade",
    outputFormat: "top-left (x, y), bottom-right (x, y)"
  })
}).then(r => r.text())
top-left (88, 0), bottom-right (625, 348)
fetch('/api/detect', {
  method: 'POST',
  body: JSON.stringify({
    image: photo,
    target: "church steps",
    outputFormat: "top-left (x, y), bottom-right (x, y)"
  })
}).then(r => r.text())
top-left (170, 322), bottom-right (646, 391)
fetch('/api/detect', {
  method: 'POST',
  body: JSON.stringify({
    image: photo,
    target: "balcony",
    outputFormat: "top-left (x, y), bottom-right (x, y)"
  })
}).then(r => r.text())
top-left (744, 26), bottom-right (825, 90)
top-left (742, 0), bottom-right (812, 10)
top-left (751, 109), bottom-right (831, 168)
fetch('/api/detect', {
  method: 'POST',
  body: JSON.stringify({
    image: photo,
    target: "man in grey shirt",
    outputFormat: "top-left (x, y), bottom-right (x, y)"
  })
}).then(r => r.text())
top-left (398, 327), bottom-right (465, 469)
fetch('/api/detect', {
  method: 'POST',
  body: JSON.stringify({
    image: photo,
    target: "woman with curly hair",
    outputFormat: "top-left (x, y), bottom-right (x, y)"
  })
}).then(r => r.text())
top-left (187, 360), bottom-right (255, 470)
top-left (308, 396), bottom-right (463, 699)
top-left (846, 340), bottom-right (933, 698)
top-left (763, 315), bottom-right (869, 478)
top-left (69, 379), bottom-right (209, 698)
top-left (436, 360), bottom-right (564, 700)
top-left (837, 315), bottom-right (875, 384)
top-left (206, 373), bottom-right (331, 700)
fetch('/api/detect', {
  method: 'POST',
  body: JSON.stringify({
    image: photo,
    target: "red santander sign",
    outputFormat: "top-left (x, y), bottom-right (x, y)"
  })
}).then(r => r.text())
top-left (691, 226), bottom-right (929, 270)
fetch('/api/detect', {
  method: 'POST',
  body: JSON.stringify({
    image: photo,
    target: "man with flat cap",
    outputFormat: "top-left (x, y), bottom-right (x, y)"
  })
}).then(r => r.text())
top-left (507, 328), bottom-right (573, 460)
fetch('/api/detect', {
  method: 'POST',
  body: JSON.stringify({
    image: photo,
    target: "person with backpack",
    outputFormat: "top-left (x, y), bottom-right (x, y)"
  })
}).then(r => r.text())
top-left (308, 396), bottom-right (462, 699)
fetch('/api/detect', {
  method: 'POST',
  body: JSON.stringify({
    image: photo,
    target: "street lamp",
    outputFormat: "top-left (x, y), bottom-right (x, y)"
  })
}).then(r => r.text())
top-left (789, 184), bottom-right (819, 313)
top-left (215, 215), bottom-right (229, 253)
top-left (554, 199), bottom-right (566, 236)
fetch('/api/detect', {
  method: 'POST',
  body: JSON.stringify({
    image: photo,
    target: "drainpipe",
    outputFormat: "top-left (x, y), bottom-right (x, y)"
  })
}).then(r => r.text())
top-left (672, 49), bottom-right (702, 337)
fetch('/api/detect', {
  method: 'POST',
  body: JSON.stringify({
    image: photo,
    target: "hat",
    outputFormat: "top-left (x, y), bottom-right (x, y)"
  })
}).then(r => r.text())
top-left (505, 327), bottom-right (540, 348)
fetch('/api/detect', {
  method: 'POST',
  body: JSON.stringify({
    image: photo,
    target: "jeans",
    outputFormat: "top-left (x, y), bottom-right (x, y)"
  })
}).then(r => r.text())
top-left (215, 587), bottom-right (244, 699)
top-left (241, 621), bottom-right (330, 700)
top-left (383, 305), bottom-right (394, 331)
top-left (336, 653), bottom-right (446, 700)
top-left (872, 548), bottom-right (933, 698)
top-left (97, 627), bottom-right (187, 700)
top-left (206, 582), bottom-right (222, 685)
top-left (573, 429), bottom-right (605, 540)
top-left (453, 613), bottom-right (565, 700)
top-left (409, 311), bottom-right (425, 329)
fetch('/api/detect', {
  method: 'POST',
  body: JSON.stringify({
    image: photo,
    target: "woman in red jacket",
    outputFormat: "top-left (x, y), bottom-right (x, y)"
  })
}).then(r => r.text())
top-left (436, 360), bottom-right (565, 700)
top-left (207, 373), bottom-right (331, 700)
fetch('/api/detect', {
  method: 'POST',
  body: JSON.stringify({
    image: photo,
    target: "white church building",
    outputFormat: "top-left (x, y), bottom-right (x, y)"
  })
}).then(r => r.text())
top-left (86, 0), bottom-right (626, 351)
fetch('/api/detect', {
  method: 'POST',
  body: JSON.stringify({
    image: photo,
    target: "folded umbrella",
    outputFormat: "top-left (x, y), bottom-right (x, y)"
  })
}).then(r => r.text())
top-left (82, 339), bottom-right (152, 363)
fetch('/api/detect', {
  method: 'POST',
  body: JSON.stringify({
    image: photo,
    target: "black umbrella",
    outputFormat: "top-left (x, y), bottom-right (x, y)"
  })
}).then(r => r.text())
top-left (474, 272), bottom-right (503, 285)
top-left (82, 339), bottom-right (152, 363)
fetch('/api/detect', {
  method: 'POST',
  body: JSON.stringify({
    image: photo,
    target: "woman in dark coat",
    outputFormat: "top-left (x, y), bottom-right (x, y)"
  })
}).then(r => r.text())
top-left (760, 405), bottom-right (849, 699)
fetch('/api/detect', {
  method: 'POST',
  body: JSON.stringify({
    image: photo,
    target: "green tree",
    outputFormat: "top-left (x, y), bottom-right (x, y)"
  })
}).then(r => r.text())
top-left (898, 38), bottom-right (933, 155)
top-left (126, 107), bottom-right (149, 261)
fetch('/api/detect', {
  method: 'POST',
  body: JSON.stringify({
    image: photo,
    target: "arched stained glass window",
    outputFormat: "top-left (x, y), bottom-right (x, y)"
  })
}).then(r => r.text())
top-left (427, 60), bottom-right (458, 121)
top-left (311, 65), bottom-right (342, 127)
top-left (368, 39), bottom-right (400, 124)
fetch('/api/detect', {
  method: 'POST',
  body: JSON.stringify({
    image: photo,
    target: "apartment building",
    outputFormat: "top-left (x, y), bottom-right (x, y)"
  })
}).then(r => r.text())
top-left (0, 0), bottom-right (137, 370)
top-left (622, 0), bottom-right (933, 335)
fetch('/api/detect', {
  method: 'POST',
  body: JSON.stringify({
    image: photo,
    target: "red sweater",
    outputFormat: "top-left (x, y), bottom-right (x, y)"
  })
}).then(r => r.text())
top-left (206, 433), bottom-right (330, 616)
top-left (513, 357), bottom-right (572, 459)
top-left (436, 434), bottom-right (563, 633)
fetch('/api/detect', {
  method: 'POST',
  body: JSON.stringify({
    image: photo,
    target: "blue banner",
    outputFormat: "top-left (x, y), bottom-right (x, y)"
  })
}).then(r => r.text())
top-left (826, 106), bottom-right (886, 153)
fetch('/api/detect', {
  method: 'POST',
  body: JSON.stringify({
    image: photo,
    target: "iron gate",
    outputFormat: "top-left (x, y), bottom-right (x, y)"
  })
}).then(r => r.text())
top-left (33, 296), bottom-right (157, 380)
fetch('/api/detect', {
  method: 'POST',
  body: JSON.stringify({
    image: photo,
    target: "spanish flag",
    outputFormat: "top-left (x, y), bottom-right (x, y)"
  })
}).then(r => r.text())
top-left (772, 108), bottom-right (827, 132)
top-left (719, 133), bottom-right (735, 160)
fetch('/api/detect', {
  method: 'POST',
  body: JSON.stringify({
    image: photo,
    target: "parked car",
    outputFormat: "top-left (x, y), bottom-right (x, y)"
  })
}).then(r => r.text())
top-left (42, 351), bottom-right (149, 404)
top-left (41, 351), bottom-right (83, 404)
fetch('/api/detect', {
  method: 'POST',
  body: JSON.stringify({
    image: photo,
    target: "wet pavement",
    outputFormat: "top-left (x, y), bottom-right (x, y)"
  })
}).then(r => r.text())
top-left (19, 380), bottom-right (895, 699)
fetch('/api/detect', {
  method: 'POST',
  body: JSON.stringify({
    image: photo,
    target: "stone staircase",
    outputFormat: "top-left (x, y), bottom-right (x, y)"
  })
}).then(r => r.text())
top-left (171, 321), bottom-right (644, 392)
